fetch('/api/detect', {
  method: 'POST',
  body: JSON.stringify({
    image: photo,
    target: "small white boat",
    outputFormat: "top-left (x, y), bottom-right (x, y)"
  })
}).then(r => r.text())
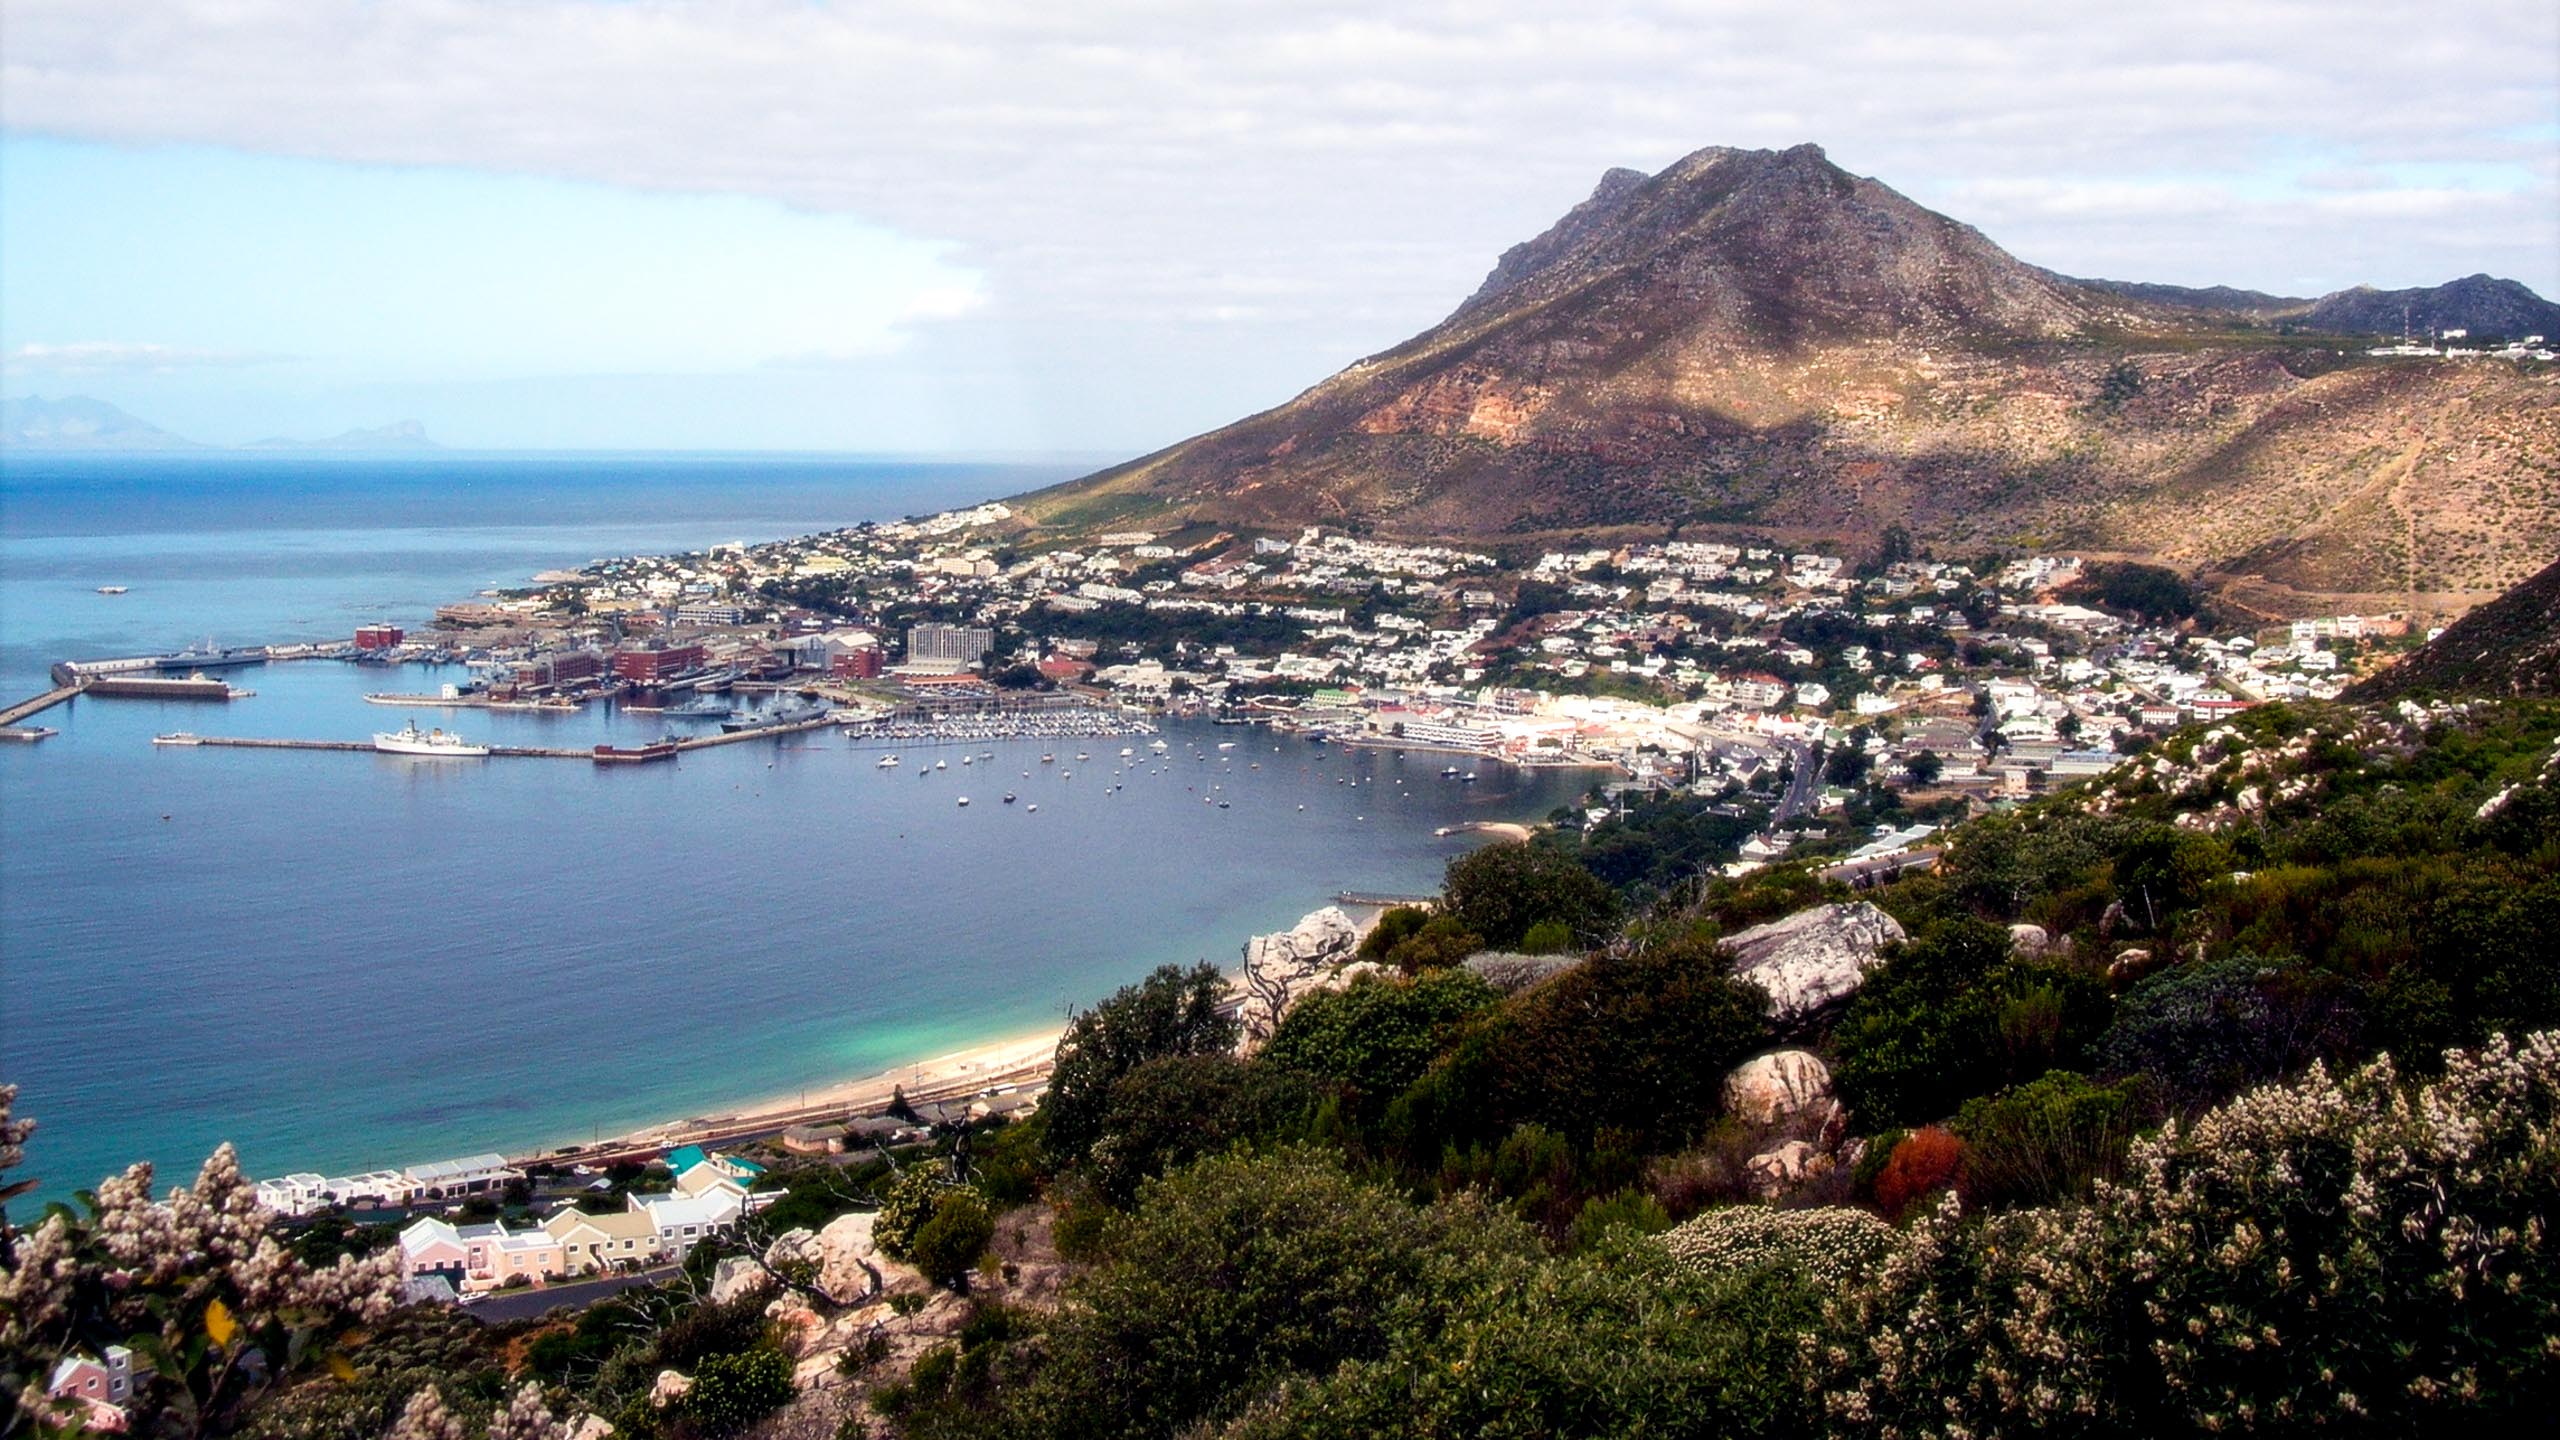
top-left (1120, 747), bottom-right (1135, 757)
top-left (935, 759), bottom-right (947, 770)
top-left (96, 585), bottom-right (129, 595)
top-left (878, 755), bottom-right (901, 768)
top-left (1218, 742), bottom-right (1236, 751)
top-left (153, 732), bottom-right (202, 746)
top-left (1076, 752), bottom-right (1090, 761)
top-left (1025, 803), bottom-right (1038, 813)
top-left (1041, 753), bottom-right (1056, 764)
top-left (957, 796), bottom-right (970, 807)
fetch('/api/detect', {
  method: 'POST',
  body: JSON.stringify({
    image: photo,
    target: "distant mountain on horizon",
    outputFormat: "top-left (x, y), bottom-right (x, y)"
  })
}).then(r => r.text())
top-left (1020, 142), bottom-right (2560, 613)
top-left (4, 395), bottom-right (440, 453)
top-left (242, 419), bottom-right (440, 452)
top-left (2, 394), bottom-right (203, 451)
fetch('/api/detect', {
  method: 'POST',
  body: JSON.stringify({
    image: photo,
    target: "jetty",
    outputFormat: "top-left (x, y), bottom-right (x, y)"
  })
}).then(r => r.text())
top-left (0, 683), bottom-right (82, 728)
top-left (1335, 890), bottom-right (1438, 908)
top-left (159, 712), bottom-right (838, 761)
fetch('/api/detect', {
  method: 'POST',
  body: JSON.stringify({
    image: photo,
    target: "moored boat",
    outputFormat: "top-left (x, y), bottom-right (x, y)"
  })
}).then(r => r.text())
top-left (373, 720), bottom-right (489, 757)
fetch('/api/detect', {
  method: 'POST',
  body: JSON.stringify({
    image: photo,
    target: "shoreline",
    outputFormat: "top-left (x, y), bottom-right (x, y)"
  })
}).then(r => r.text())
top-left (505, 1024), bottom-right (1068, 1170)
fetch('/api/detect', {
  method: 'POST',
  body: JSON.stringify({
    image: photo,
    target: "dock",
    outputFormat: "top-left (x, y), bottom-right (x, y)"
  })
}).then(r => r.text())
top-left (191, 737), bottom-right (592, 758)
top-left (0, 684), bottom-right (82, 727)
top-left (1334, 891), bottom-right (1438, 908)
top-left (163, 713), bottom-right (839, 761)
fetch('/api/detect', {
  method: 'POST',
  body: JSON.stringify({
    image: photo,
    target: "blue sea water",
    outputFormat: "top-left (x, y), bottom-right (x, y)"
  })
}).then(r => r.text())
top-left (0, 454), bottom-right (1585, 1208)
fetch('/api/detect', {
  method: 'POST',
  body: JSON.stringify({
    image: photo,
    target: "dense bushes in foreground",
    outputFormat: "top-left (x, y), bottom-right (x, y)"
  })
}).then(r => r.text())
top-left (889, 1032), bottom-right (2560, 1439)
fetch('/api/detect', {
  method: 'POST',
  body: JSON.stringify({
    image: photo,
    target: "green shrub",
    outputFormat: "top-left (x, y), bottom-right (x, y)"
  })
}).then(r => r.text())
top-left (1951, 1069), bottom-right (2150, 1209)
top-left (994, 1148), bottom-right (1542, 1440)
top-left (1084, 1051), bottom-right (1298, 1203)
top-left (876, 1167), bottom-right (978, 1262)
top-left (2095, 954), bottom-right (2359, 1109)
top-left (1832, 918), bottom-right (2111, 1127)
top-left (1441, 841), bottom-right (1622, 949)
top-left (681, 1347), bottom-right (795, 1436)
top-left (1264, 968), bottom-right (1497, 1120)
top-left (1563, 1187), bottom-right (1671, 1253)
top-left (1391, 933), bottom-right (1768, 1156)
top-left (1223, 1244), bottom-right (1823, 1440)
top-left (910, 1190), bottom-right (997, 1289)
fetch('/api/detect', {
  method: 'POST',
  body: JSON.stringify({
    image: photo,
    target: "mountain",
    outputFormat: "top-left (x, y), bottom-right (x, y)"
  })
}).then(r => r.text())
top-left (243, 420), bottom-right (440, 451)
top-left (2, 394), bottom-right (202, 450)
top-left (2352, 555), bottom-right (2560, 699)
top-left (2070, 278), bottom-right (2307, 319)
top-left (2297, 275), bottom-right (2560, 341)
top-left (1021, 144), bottom-right (2560, 612)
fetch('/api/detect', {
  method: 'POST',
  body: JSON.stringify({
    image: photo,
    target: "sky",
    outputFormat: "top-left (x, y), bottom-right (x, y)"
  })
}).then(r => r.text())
top-left (2, 0), bottom-right (2555, 453)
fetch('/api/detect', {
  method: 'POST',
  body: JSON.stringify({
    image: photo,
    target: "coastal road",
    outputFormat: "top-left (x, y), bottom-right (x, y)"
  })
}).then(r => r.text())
top-left (465, 1266), bottom-right (675, 1324)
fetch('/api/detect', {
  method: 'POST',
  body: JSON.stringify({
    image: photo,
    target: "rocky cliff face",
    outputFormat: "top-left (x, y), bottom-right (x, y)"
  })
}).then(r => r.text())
top-left (1023, 145), bottom-right (2560, 610)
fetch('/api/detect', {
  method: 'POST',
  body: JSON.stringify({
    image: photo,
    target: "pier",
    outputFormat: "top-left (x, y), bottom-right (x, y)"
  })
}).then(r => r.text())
top-left (159, 713), bottom-right (840, 761)
top-left (0, 684), bottom-right (83, 728)
top-left (1334, 890), bottom-right (1438, 908)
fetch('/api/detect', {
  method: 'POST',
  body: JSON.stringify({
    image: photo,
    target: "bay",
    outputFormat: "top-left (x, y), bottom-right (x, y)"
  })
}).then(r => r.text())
top-left (0, 454), bottom-right (1584, 1208)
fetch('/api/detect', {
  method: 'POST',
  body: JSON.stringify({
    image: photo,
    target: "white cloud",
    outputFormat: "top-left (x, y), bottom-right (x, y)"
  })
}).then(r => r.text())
top-left (6, 340), bottom-right (283, 374)
top-left (1, 1), bottom-right (2553, 445)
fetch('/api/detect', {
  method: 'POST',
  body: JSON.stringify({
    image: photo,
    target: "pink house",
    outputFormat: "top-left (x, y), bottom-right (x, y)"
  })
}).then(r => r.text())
top-left (46, 1346), bottom-right (138, 1431)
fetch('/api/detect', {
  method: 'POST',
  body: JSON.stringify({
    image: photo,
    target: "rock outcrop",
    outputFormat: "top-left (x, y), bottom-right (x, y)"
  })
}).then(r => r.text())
top-left (708, 1255), bottom-right (774, 1306)
top-left (1235, 906), bottom-right (1364, 1047)
top-left (1722, 1049), bottom-right (1838, 1128)
top-left (1723, 902), bottom-right (1905, 1021)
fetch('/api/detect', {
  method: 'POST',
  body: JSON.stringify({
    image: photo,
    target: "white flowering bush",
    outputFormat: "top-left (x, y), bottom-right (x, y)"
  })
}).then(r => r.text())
top-left (0, 1084), bottom-right (404, 1435)
top-left (1816, 1031), bottom-right (2560, 1436)
top-left (1659, 1205), bottom-right (1898, 1292)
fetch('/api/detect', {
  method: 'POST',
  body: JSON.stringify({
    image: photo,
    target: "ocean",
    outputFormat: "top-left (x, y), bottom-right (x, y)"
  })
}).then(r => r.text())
top-left (0, 454), bottom-right (1587, 1209)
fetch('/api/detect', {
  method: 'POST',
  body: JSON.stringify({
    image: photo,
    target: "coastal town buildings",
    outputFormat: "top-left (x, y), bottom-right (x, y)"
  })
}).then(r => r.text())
top-left (392, 1147), bottom-right (762, 1295)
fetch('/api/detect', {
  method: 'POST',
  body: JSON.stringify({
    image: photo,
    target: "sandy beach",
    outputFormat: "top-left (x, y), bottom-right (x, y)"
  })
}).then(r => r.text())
top-left (512, 1025), bottom-right (1066, 1167)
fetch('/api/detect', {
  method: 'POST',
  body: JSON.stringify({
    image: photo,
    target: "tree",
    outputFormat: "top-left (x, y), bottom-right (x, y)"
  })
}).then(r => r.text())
top-left (1085, 1053), bottom-right (1298, 1204)
top-left (1044, 963), bottom-right (1238, 1165)
top-left (1905, 749), bottom-right (1944, 785)
top-left (1264, 970), bottom-right (1499, 1122)
top-left (1440, 842), bottom-right (1621, 950)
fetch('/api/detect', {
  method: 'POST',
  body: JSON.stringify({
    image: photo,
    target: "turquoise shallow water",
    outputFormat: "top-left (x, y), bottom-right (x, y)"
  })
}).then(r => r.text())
top-left (0, 455), bottom-right (1585, 1208)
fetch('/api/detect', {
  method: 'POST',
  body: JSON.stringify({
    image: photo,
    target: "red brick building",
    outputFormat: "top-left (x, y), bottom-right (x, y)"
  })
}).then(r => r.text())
top-left (354, 625), bottom-right (406, 650)
top-left (612, 643), bottom-right (706, 683)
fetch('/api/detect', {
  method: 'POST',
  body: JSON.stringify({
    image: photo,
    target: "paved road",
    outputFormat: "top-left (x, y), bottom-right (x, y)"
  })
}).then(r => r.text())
top-left (464, 1267), bottom-right (675, 1324)
top-left (1773, 738), bottom-right (1821, 822)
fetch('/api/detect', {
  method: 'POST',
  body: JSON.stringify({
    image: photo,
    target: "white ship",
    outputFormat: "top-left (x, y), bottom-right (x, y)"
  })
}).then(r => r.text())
top-left (373, 720), bottom-right (490, 757)
top-left (877, 754), bottom-right (901, 768)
